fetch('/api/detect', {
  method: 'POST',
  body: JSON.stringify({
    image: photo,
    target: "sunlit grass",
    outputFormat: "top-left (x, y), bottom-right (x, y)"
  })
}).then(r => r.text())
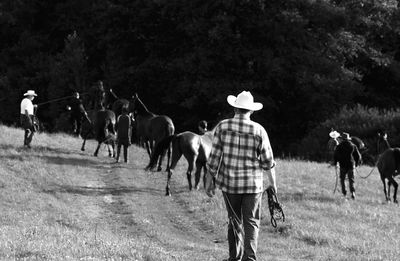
top-left (0, 124), bottom-right (399, 260)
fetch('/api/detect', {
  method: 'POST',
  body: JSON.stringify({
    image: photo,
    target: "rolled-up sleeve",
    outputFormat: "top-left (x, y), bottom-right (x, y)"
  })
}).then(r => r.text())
top-left (207, 127), bottom-right (223, 177)
top-left (259, 128), bottom-right (275, 170)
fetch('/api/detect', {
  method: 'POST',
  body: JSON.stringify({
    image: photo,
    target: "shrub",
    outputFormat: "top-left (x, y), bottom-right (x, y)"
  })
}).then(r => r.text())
top-left (297, 104), bottom-right (400, 162)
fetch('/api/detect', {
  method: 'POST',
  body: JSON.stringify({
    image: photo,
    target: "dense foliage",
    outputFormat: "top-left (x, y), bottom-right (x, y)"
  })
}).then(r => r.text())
top-left (298, 104), bottom-right (400, 161)
top-left (1, 0), bottom-right (400, 156)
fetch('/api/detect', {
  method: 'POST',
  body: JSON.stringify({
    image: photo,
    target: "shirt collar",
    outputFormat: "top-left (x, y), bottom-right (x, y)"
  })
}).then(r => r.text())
top-left (234, 113), bottom-right (251, 120)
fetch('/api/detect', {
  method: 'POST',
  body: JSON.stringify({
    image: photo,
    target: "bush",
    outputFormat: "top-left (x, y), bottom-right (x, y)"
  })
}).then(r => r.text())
top-left (297, 104), bottom-right (400, 162)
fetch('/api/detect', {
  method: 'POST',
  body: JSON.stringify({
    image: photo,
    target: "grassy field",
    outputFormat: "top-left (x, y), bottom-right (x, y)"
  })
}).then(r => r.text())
top-left (0, 124), bottom-right (399, 261)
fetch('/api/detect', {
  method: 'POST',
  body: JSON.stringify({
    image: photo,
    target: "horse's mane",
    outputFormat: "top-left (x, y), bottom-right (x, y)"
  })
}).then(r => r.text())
top-left (133, 95), bottom-right (155, 117)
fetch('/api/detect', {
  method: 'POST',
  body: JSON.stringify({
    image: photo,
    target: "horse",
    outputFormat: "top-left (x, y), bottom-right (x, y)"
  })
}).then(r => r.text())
top-left (130, 93), bottom-right (175, 171)
top-left (146, 130), bottom-right (213, 196)
top-left (377, 129), bottom-right (391, 155)
top-left (80, 109), bottom-right (116, 157)
top-left (377, 148), bottom-right (400, 203)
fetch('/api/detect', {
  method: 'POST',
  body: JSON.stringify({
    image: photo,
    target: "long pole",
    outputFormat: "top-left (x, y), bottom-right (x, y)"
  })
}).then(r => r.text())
top-left (37, 92), bottom-right (88, 106)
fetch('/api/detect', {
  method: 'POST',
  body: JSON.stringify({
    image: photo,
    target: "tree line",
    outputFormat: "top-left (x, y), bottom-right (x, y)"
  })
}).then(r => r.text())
top-left (1, 0), bottom-right (400, 157)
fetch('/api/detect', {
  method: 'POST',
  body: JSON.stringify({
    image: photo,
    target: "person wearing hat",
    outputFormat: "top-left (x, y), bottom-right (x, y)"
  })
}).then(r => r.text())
top-left (327, 129), bottom-right (341, 163)
top-left (333, 132), bottom-right (362, 199)
top-left (197, 120), bottom-right (208, 135)
top-left (205, 91), bottom-right (277, 261)
top-left (20, 90), bottom-right (38, 148)
top-left (68, 91), bottom-right (89, 137)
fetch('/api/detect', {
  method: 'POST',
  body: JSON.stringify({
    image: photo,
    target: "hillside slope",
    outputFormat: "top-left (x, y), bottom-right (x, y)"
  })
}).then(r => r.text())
top-left (0, 124), bottom-right (400, 260)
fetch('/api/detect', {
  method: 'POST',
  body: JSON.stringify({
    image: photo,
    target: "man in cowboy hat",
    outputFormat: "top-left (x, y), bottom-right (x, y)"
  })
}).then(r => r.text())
top-left (333, 132), bottom-right (362, 199)
top-left (327, 129), bottom-right (341, 163)
top-left (20, 90), bottom-right (38, 148)
top-left (197, 120), bottom-right (208, 135)
top-left (205, 91), bottom-right (277, 261)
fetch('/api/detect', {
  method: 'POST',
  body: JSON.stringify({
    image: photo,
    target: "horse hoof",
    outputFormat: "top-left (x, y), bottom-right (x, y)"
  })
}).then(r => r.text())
top-left (157, 167), bottom-right (162, 172)
top-left (195, 185), bottom-right (200, 191)
top-left (165, 191), bottom-right (171, 196)
top-left (394, 200), bottom-right (398, 204)
top-left (81, 148), bottom-right (85, 151)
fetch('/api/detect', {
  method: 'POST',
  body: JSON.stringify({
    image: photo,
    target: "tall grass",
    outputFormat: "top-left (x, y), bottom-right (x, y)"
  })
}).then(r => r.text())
top-left (0, 124), bottom-right (399, 260)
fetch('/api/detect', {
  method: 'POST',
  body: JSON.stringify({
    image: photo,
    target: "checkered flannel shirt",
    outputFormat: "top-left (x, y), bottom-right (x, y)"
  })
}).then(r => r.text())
top-left (207, 114), bottom-right (275, 194)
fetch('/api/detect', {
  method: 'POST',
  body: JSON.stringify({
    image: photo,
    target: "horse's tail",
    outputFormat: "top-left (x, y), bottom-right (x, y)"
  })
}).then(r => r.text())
top-left (146, 135), bottom-right (175, 170)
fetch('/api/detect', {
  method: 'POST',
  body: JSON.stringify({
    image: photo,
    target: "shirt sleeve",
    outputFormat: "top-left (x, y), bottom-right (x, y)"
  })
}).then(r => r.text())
top-left (207, 124), bottom-right (223, 177)
top-left (259, 127), bottom-right (275, 170)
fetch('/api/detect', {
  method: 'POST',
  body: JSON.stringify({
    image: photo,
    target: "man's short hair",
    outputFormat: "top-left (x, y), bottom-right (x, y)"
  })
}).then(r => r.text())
top-left (234, 107), bottom-right (252, 114)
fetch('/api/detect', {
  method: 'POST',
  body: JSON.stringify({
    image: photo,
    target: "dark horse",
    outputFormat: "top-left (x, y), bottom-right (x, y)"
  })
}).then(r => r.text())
top-left (377, 148), bottom-right (400, 203)
top-left (147, 130), bottom-right (213, 196)
top-left (80, 109), bottom-right (116, 157)
top-left (351, 136), bottom-right (376, 166)
top-left (375, 130), bottom-right (399, 203)
top-left (130, 93), bottom-right (175, 171)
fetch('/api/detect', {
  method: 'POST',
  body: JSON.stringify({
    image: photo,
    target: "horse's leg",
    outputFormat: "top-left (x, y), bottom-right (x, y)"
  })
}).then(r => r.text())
top-left (194, 159), bottom-right (203, 190)
top-left (381, 176), bottom-right (389, 202)
top-left (81, 126), bottom-right (94, 151)
top-left (145, 140), bottom-right (152, 158)
top-left (166, 142), bottom-right (171, 172)
top-left (388, 176), bottom-right (398, 203)
top-left (157, 144), bottom-right (166, 172)
top-left (94, 141), bottom-right (101, 157)
top-left (165, 146), bottom-right (182, 196)
top-left (81, 130), bottom-right (89, 151)
top-left (107, 143), bottom-right (114, 157)
top-left (184, 153), bottom-right (196, 191)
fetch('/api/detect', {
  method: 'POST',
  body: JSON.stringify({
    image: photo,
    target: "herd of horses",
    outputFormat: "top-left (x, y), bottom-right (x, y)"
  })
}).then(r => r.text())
top-left (77, 90), bottom-right (212, 196)
top-left (75, 88), bottom-right (399, 202)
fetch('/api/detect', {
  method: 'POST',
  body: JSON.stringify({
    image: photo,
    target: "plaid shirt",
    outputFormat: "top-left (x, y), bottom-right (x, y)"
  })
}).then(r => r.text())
top-left (207, 114), bottom-right (275, 194)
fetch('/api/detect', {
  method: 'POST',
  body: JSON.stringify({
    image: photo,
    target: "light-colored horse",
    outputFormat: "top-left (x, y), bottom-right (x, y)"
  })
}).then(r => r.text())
top-left (147, 130), bottom-right (213, 196)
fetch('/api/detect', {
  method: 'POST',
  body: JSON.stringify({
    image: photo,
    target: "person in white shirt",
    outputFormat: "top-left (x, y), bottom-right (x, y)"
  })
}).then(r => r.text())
top-left (20, 90), bottom-right (38, 148)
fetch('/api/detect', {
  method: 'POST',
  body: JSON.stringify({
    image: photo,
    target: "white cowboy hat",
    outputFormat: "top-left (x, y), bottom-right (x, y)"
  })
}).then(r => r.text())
top-left (227, 91), bottom-right (263, 111)
top-left (329, 130), bottom-right (340, 139)
top-left (23, 90), bottom-right (37, 96)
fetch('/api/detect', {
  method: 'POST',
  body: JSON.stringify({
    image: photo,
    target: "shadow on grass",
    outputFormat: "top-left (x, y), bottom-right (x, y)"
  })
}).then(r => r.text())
top-left (43, 184), bottom-right (163, 197)
top-left (0, 143), bottom-right (83, 155)
top-left (281, 192), bottom-right (336, 203)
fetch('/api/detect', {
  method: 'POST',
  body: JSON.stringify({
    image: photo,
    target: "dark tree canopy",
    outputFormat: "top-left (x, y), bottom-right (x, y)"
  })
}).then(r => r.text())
top-left (1, 0), bottom-right (400, 155)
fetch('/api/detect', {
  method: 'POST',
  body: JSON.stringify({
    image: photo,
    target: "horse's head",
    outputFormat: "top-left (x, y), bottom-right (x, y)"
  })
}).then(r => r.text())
top-left (129, 93), bottom-right (149, 116)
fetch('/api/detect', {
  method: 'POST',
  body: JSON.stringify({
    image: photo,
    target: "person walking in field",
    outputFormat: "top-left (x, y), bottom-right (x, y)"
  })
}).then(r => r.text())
top-left (205, 91), bottom-right (277, 261)
top-left (333, 132), bottom-right (362, 200)
top-left (115, 107), bottom-right (132, 163)
top-left (68, 91), bottom-right (89, 137)
top-left (20, 90), bottom-right (38, 148)
top-left (198, 120), bottom-right (208, 135)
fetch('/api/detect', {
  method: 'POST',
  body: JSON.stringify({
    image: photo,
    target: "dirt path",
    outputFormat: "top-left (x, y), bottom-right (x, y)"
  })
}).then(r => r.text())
top-left (75, 145), bottom-right (226, 260)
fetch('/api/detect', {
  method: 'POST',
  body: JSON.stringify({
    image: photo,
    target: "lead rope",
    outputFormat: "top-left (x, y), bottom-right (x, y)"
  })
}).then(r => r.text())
top-left (264, 186), bottom-right (285, 228)
top-left (222, 192), bottom-right (244, 244)
top-left (333, 165), bottom-right (339, 194)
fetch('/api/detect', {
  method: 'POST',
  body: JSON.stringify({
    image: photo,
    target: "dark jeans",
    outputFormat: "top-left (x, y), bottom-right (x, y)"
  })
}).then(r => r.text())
top-left (116, 142), bottom-right (129, 162)
top-left (340, 167), bottom-right (355, 196)
top-left (223, 192), bottom-right (262, 261)
top-left (20, 114), bottom-right (35, 147)
top-left (70, 114), bottom-right (83, 136)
